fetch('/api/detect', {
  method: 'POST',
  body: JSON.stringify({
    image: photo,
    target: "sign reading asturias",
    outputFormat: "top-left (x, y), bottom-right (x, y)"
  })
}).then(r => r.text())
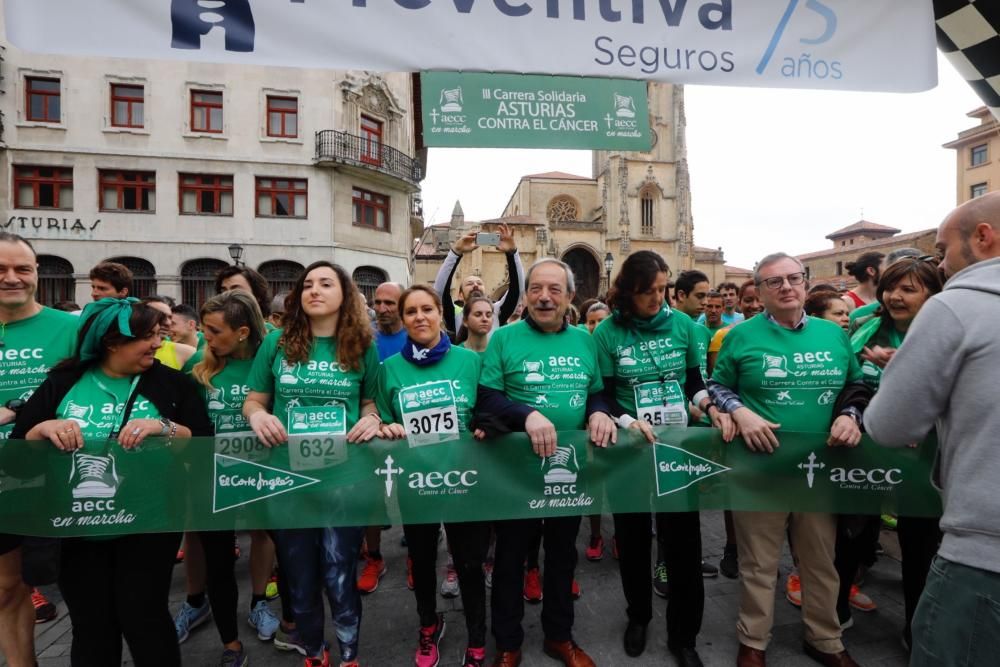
top-left (4, 1), bottom-right (936, 93)
top-left (421, 72), bottom-right (651, 150)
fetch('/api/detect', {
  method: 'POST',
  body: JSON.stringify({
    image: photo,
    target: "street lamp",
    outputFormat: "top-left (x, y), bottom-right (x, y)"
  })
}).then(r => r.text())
top-left (228, 243), bottom-right (245, 266)
top-left (604, 252), bottom-right (614, 292)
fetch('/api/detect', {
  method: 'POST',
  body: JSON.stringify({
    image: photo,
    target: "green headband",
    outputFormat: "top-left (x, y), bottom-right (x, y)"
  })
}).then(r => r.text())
top-left (77, 297), bottom-right (141, 362)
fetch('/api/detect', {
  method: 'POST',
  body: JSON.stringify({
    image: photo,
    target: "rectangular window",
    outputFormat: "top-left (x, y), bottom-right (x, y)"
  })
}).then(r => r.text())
top-left (971, 144), bottom-right (988, 167)
top-left (13, 166), bottom-right (73, 209)
top-left (360, 116), bottom-right (383, 166)
top-left (111, 84), bottom-right (144, 128)
top-left (971, 182), bottom-right (988, 199)
top-left (267, 96), bottom-right (298, 138)
top-left (179, 174), bottom-right (233, 215)
top-left (352, 187), bottom-right (390, 231)
top-left (256, 177), bottom-right (307, 218)
top-left (835, 261), bottom-right (843, 276)
top-left (99, 170), bottom-right (155, 212)
top-left (26, 77), bottom-right (61, 122)
top-left (191, 90), bottom-right (223, 133)
top-left (640, 195), bottom-right (654, 235)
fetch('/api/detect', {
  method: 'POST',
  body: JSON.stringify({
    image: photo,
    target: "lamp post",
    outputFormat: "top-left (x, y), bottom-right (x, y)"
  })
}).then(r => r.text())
top-left (604, 252), bottom-right (614, 294)
top-left (228, 243), bottom-right (244, 266)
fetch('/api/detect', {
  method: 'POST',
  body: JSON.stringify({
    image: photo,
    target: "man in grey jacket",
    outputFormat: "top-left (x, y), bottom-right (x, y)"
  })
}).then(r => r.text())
top-left (864, 191), bottom-right (1000, 666)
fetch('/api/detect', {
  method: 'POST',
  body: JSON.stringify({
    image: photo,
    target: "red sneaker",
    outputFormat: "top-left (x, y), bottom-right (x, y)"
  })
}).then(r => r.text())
top-left (32, 588), bottom-right (57, 623)
top-left (407, 556), bottom-right (415, 591)
top-left (175, 549), bottom-right (185, 563)
top-left (585, 535), bottom-right (604, 562)
top-left (571, 579), bottom-right (581, 600)
top-left (523, 567), bottom-right (542, 603)
top-left (357, 556), bottom-right (386, 594)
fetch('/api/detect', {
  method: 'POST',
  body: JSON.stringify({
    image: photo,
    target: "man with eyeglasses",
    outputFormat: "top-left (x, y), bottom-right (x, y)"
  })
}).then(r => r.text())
top-left (707, 252), bottom-right (869, 667)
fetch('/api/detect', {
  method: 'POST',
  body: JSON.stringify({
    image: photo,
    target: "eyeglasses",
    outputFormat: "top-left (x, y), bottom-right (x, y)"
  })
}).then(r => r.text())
top-left (756, 272), bottom-right (806, 291)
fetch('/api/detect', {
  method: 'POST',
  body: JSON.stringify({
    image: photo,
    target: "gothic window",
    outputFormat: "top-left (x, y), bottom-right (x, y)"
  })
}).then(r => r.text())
top-left (546, 196), bottom-right (579, 222)
top-left (640, 188), bottom-right (656, 235)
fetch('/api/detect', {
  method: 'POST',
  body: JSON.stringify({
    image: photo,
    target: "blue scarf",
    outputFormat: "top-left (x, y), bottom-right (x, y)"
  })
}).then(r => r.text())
top-left (401, 334), bottom-right (451, 367)
top-left (78, 298), bottom-right (139, 362)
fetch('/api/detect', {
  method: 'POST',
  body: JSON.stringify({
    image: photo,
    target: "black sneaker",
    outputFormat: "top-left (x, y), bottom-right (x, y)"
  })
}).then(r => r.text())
top-left (701, 560), bottom-right (718, 578)
top-left (719, 544), bottom-right (739, 579)
top-left (653, 561), bottom-right (669, 598)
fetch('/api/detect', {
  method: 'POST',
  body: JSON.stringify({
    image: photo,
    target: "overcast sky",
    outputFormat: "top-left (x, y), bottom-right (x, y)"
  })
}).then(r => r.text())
top-left (419, 53), bottom-right (983, 270)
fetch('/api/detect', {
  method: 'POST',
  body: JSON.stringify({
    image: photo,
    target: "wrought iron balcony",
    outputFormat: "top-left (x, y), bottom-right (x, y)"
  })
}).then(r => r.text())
top-left (314, 130), bottom-right (423, 190)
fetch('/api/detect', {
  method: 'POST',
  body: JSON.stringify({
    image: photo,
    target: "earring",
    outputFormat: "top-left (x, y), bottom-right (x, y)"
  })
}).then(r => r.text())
top-left (239, 337), bottom-right (246, 342)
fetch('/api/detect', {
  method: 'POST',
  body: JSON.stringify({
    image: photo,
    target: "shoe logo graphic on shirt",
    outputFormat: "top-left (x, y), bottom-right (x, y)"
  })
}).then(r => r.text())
top-left (69, 452), bottom-right (119, 499)
top-left (762, 354), bottom-right (805, 378)
top-left (64, 401), bottom-right (95, 428)
top-left (207, 388), bottom-right (226, 411)
top-left (523, 361), bottom-right (546, 383)
top-left (278, 360), bottom-right (299, 385)
top-left (403, 391), bottom-right (421, 409)
top-left (618, 346), bottom-right (638, 366)
top-left (798, 452), bottom-right (825, 489)
top-left (375, 455), bottom-right (404, 497)
top-left (542, 446), bottom-right (579, 484)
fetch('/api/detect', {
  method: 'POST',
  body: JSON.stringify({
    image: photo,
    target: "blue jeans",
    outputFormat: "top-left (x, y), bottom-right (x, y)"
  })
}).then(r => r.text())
top-left (271, 527), bottom-right (365, 660)
top-left (911, 555), bottom-right (1000, 667)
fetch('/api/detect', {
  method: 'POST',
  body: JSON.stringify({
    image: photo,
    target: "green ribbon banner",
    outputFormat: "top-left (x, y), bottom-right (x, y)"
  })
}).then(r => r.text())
top-left (0, 429), bottom-right (940, 538)
top-left (420, 71), bottom-right (651, 150)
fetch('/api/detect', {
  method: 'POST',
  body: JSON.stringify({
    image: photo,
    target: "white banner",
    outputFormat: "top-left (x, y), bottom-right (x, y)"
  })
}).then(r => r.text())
top-left (4, 0), bottom-right (937, 92)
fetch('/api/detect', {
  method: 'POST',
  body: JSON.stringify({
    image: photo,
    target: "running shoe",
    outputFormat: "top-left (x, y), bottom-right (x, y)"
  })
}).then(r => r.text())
top-left (339, 662), bottom-right (359, 667)
top-left (849, 585), bottom-right (877, 612)
top-left (248, 599), bottom-right (280, 641)
top-left (175, 600), bottom-right (212, 643)
top-left (585, 535), bottom-right (604, 562)
top-left (265, 574), bottom-right (279, 600)
top-left (304, 648), bottom-right (330, 666)
top-left (719, 544), bottom-right (739, 579)
top-left (415, 613), bottom-right (445, 667)
top-left (701, 560), bottom-right (719, 578)
top-left (483, 558), bottom-right (494, 589)
top-left (881, 514), bottom-right (898, 530)
top-left (357, 555), bottom-right (386, 594)
top-left (176, 549), bottom-right (185, 563)
top-left (407, 556), bottom-right (415, 591)
top-left (571, 579), bottom-right (581, 600)
top-left (523, 567), bottom-right (542, 603)
top-left (652, 561), bottom-right (669, 599)
top-left (233, 535), bottom-right (241, 561)
top-left (31, 588), bottom-right (57, 624)
top-left (274, 624), bottom-right (307, 656)
top-left (221, 646), bottom-right (249, 666)
top-left (440, 562), bottom-right (460, 599)
top-left (785, 572), bottom-right (802, 608)
top-left (463, 646), bottom-right (486, 667)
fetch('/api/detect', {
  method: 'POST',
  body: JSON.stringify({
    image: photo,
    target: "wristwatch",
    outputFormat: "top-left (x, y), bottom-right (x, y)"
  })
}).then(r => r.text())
top-left (159, 417), bottom-right (173, 436)
top-left (4, 399), bottom-right (25, 413)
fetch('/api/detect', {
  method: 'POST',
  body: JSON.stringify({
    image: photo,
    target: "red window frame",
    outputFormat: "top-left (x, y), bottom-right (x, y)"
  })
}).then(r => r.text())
top-left (255, 177), bottom-right (307, 218)
top-left (99, 170), bottom-right (156, 212)
top-left (191, 90), bottom-right (224, 133)
top-left (179, 173), bottom-right (234, 216)
top-left (352, 187), bottom-right (390, 232)
top-left (360, 116), bottom-right (383, 166)
top-left (266, 96), bottom-right (298, 138)
top-left (25, 77), bottom-right (61, 123)
top-left (13, 166), bottom-right (73, 210)
top-left (110, 83), bottom-right (144, 128)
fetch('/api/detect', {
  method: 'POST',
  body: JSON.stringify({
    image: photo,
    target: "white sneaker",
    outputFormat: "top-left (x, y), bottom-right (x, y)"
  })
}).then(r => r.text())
top-left (440, 563), bottom-right (460, 599)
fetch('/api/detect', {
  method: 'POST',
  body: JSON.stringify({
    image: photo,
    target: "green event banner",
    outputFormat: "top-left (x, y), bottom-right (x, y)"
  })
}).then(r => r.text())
top-left (420, 72), bottom-right (651, 150)
top-left (0, 429), bottom-right (940, 539)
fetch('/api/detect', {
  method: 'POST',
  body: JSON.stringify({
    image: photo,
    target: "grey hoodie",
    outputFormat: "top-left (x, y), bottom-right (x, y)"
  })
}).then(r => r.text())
top-left (864, 257), bottom-right (1000, 573)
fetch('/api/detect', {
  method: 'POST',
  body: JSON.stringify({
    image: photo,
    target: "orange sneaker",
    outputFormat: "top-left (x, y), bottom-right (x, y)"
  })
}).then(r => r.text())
top-left (785, 572), bottom-right (802, 608)
top-left (357, 555), bottom-right (386, 594)
top-left (849, 585), bottom-right (877, 612)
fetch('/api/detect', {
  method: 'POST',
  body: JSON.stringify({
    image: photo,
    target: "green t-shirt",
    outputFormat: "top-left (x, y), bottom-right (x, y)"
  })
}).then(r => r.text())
top-left (376, 346), bottom-right (481, 446)
top-left (712, 315), bottom-right (862, 433)
top-left (849, 301), bottom-right (879, 325)
top-left (57, 368), bottom-right (161, 440)
top-left (671, 310), bottom-right (711, 378)
top-left (456, 342), bottom-right (487, 356)
top-left (480, 320), bottom-right (602, 431)
top-left (196, 332), bottom-right (206, 351)
top-left (593, 309), bottom-right (702, 425)
top-left (0, 307), bottom-right (77, 438)
top-left (188, 351), bottom-right (255, 437)
top-left (853, 317), bottom-right (904, 392)
top-left (247, 329), bottom-right (380, 434)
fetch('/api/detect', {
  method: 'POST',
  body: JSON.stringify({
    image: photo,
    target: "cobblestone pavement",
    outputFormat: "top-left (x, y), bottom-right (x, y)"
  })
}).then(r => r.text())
top-left (17, 512), bottom-right (910, 666)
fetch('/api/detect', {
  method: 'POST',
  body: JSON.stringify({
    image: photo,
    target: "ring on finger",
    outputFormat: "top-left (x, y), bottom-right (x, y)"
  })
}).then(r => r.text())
top-left (131, 427), bottom-right (142, 436)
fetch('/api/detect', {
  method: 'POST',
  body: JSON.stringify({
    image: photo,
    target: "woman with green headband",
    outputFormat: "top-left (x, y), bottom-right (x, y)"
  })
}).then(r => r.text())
top-left (12, 298), bottom-right (213, 667)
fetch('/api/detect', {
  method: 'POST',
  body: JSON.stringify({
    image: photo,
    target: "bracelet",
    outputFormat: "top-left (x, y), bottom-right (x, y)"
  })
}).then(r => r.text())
top-left (365, 412), bottom-right (382, 424)
top-left (617, 415), bottom-right (637, 429)
top-left (168, 420), bottom-right (178, 440)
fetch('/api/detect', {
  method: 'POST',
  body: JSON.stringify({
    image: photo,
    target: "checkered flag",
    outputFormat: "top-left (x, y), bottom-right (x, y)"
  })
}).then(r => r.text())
top-left (935, 0), bottom-right (1000, 119)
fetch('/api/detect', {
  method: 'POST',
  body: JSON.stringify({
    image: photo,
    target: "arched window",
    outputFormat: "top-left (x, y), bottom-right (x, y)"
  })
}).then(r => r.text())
top-left (258, 260), bottom-right (304, 299)
top-left (106, 256), bottom-right (157, 298)
top-left (640, 188), bottom-right (655, 236)
top-left (37, 255), bottom-right (75, 307)
top-left (546, 196), bottom-right (579, 222)
top-left (181, 258), bottom-right (229, 308)
top-left (352, 266), bottom-right (387, 302)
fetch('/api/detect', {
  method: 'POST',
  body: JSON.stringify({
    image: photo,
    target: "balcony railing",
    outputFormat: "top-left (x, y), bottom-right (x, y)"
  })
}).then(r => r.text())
top-left (314, 130), bottom-right (423, 187)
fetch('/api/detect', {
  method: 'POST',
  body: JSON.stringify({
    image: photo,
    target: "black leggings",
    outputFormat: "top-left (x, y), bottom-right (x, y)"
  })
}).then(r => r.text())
top-left (404, 521), bottom-right (490, 647)
top-left (197, 530), bottom-right (240, 645)
top-left (59, 532), bottom-right (181, 667)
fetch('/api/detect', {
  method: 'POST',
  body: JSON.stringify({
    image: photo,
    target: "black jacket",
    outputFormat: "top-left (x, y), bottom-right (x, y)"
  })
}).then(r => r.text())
top-left (11, 360), bottom-right (214, 439)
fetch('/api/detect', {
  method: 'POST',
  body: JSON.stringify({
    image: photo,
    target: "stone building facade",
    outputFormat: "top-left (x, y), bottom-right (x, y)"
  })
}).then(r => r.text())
top-left (943, 106), bottom-right (1000, 204)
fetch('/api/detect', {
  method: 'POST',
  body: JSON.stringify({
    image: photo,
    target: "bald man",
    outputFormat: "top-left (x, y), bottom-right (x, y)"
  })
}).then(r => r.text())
top-left (864, 192), bottom-right (1000, 664)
